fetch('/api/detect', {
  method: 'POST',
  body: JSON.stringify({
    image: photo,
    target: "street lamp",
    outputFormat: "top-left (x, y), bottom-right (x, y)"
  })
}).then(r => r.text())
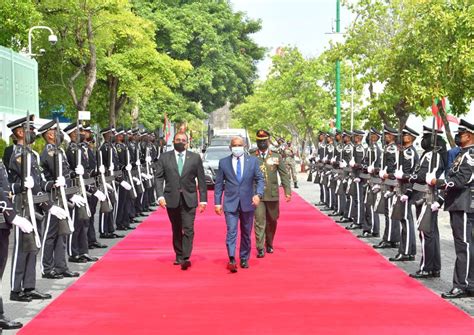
top-left (27, 26), bottom-right (57, 57)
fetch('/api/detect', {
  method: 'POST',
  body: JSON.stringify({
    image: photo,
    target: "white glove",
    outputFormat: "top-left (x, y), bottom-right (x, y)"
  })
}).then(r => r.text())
top-left (384, 191), bottom-right (392, 199)
top-left (133, 177), bottom-right (141, 185)
top-left (142, 173), bottom-right (152, 180)
top-left (109, 163), bottom-right (115, 171)
top-left (379, 169), bottom-right (386, 179)
top-left (75, 165), bottom-right (84, 176)
top-left (425, 173), bottom-right (436, 186)
top-left (372, 184), bottom-right (381, 193)
top-left (70, 194), bottom-right (87, 207)
top-left (353, 177), bottom-right (361, 183)
top-left (400, 195), bottom-right (409, 202)
top-left (315, 158), bottom-right (321, 163)
top-left (349, 158), bottom-right (356, 167)
top-left (367, 165), bottom-right (374, 174)
top-left (106, 183), bottom-right (114, 192)
top-left (136, 159), bottom-right (141, 166)
top-left (120, 180), bottom-right (132, 190)
top-left (125, 164), bottom-right (132, 172)
top-left (339, 161), bottom-right (347, 168)
top-left (431, 201), bottom-right (440, 212)
top-left (24, 176), bottom-right (34, 189)
top-left (99, 165), bottom-right (106, 174)
top-left (54, 176), bottom-right (66, 188)
top-left (49, 205), bottom-right (67, 220)
top-left (330, 157), bottom-right (336, 163)
top-left (94, 190), bottom-right (107, 202)
top-left (12, 216), bottom-right (33, 233)
top-left (146, 156), bottom-right (152, 163)
top-left (394, 169), bottom-right (404, 180)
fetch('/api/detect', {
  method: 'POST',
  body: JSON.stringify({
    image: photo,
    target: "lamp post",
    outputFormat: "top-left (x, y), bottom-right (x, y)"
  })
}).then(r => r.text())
top-left (335, 0), bottom-right (341, 130)
top-left (27, 26), bottom-right (57, 57)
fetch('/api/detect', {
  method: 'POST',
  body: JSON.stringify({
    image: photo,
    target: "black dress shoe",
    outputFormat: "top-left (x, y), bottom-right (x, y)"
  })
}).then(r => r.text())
top-left (181, 260), bottom-right (191, 270)
top-left (42, 271), bottom-right (64, 279)
top-left (328, 212), bottom-right (340, 217)
top-left (126, 226), bottom-right (136, 230)
top-left (0, 317), bottom-right (23, 329)
top-left (99, 233), bottom-right (115, 239)
top-left (80, 254), bottom-right (99, 262)
top-left (431, 270), bottom-right (441, 278)
top-left (336, 218), bottom-right (353, 223)
top-left (373, 241), bottom-right (390, 249)
top-left (372, 233), bottom-right (380, 238)
top-left (266, 246), bottom-right (274, 254)
top-left (227, 261), bottom-right (238, 273)
top-left (389, 242), bottom-right (400, 248)
top-left (240, 260), bottom-right (249, 269)
top-left (441, 287), bottom-right (468, 299)
top-left (10, 291), bottom-right (32, 302)
top-left (89, 241), bottom-right (108, 249)
top-left (61, 270), bottom-right (80, 278)
top-left (24, 290), bottom-right (52, 300)
top-left (357, 231), bottom-right (372, 238)
top-left (257, 249), bottom-right (265, 258)
top-left (389, 254), bottom-right (415, 262)
top-left (69, 255), bottom-right (88, 263)
top-left (173, 259), bottom-right (183, 265)
top-left (111, 233), bottom-right (124, 238)
top-left (116, 226), bottom-right (127, 231)
top-left (345, 223), bottom-right (361, 230)
top-left (410, 270), bottom-right (433, 279)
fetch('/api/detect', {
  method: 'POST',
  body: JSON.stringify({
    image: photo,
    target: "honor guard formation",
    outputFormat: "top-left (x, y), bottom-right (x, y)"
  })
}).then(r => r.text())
top-left (310, 120), bottom-right (474, 299)
top-left (0, 115), bottom-right (162, 330)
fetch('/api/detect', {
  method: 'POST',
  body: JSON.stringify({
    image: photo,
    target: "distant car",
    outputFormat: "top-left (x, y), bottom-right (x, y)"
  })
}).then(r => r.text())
top-left (202, 146), bottom-right (231, 188)
top-left (210, 136), bottom-right (232, 147)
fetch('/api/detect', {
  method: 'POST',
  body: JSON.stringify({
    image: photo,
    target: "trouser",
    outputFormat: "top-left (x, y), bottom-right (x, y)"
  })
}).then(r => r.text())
top-left (285, 161), bottom-right (297, 183)
top-left (67, 207), bottom-right (89, 257)
top-left (0, 229), bottom-right (10, 314)
top-left (254, 201), bottom-right (279, 250)
top-left (224, 208), bottom-right (254, 261)
top-left (350, 181), bottom-right (365, 225)
top-left (329, 180), bottom-right (337, 210)
top-left (87, 194), bottom-right (98, 244)
top-left (166, 196), bottom-right (196, 261)
top-left (11, 226), bottom-right (37, 292)
top-left (116, 185), bottom-right (131, 228)
top-left (398, 201), bottom-right (416, 256)
top-left (363, 198), bottom-right (380, 235)
top-left (382, 197), bottom-right (400, 242)
top-left (415, 204), bottom-right (440, 272)
top-left (343, 194), bottom-right (352, 219)
top-left (449, 211), bottom-right (474, 291)
top-left (40, 213), bottom-right (68, 275)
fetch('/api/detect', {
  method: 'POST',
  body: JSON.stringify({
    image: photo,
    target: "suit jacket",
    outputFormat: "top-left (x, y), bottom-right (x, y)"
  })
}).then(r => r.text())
top-left (214, 154), bottom-right (264, 212)
top-left (156, 150), bottom-right (207, 208)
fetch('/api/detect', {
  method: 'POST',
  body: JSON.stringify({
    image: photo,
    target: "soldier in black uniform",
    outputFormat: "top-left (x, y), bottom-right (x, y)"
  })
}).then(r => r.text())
top-left (336, 131), bottom-right (354, 224)
top-left (373, 125), bottom-right (400, 249)
top-left (114, 128), bottom-right (134, 230)
top-left (388, 126), bottom-right (419, 262)
top-left (329, 130), bottom-right (344, 217)
top-left (359, 128), bottom-right (382, 238)
top-left (346, 130), bottom-right (366, 230)
top-left (0, 158), bottom-right (32, 329)
top-left (432, 119), bottom-right (474, 298)
top-left (408, 126), bottom-right (446, 279)
top-left (38, 120), bottom-right (80, 279)
top-left (314, 133), bottom-right (326, 206)
top-left (7, 117), bottom-right (55, 301)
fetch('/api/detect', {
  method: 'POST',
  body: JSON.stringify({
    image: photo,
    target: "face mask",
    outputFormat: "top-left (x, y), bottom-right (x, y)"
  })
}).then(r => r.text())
top-left (79, 134), bottom-right (86, 142)
top-left (174, 142), bottom-right (186, 152)
top-left (231, 146), bottom-right (245, 157)
top-left (454, 134), bottom-right (461, 146)
top-left (257, 141), bottom-right (268, 151)
top-left (421, 136), bottom-right (431, 151)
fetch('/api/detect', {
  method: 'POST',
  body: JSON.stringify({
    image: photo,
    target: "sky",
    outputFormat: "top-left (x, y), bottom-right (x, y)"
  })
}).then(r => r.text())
top-left (230, 0), bottom-right (355, 78)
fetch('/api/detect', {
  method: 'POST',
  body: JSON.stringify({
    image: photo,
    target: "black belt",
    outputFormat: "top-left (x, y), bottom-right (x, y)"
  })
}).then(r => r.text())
top-left (413, 183), bottom-right (428, 192)
top-left (33, 193), bottom-right (51, 204)
top-left (384, 179), bottom-right (397, 187)
top-left (64, 186), bottom-right (80, 195)
top-left (105, 176), bottom-right (115, 183)
top-left (83, 178), bottom-right (96, 186)
top-left (360, 173), bottom-right (370, 179)
top-left (371, 177), bottom-right (382, 184)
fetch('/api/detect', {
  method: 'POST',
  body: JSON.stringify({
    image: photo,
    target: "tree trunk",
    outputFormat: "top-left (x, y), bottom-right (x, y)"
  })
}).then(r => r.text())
top-left (77, 14), bottom-right (97, 111)
top-left (108, 75), bottom-right (117, 127)
top-left (394, 98), bottom-right (409, 131)
top-left (131, 104), bottom-right (139, 128)
top-left (438, 101), bottom-right (455, 148)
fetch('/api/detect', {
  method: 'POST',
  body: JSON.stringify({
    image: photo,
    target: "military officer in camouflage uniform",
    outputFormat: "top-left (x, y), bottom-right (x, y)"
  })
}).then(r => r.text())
top-left (283, 140), bottom-right (299, 189)
top-left (250, 130), bottom-right (291, 258)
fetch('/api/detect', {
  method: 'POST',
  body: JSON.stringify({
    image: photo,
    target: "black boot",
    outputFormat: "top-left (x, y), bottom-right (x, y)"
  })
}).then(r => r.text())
top-left (294, 182), bottom-right (299, 189)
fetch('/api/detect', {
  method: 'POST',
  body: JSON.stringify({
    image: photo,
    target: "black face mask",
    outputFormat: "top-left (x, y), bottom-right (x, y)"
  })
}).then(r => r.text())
top-left (421, 136), bottom-right (431, 151)
top-left (174, 142), bottom-right (186, 152)
top-left (79, 134), bottom-right (86, 142)
top-left (257, 141), bottom-right (268, 151)
top-left (454, 133), bottom-right (461, 147)
top-left (25, 130), bottom-right (36, 145)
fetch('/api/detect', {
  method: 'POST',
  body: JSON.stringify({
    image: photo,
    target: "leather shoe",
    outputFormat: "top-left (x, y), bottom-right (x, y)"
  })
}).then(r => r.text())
top-left (0, 317), bottom-right (23, 329)
top-left (346, 223), bottom-right (361, 230)
top-left (111, 233), bottom-right (124, 238)
top-left (99, 233), bottom-right (115, 239)
top-left (89, 241), bottom-right (107, 249)
top-left (227, 261), bottom-right (238, 273)
top-left (126, 226), bottom-right (136, 230)
top-left (372, 233), bottom-right (380, 238)
top-left (181, 260), bottom-right (191, 270)
top-left (410, 270), bottom-right (433, 279)
top-left (68, 255), bottom-right (88, 263)
top-left (328, 212), bottom-right (340, 217)
top-left (240, 260), bottom-right (249, 268)
top-left (431, 270), bottom-right (441, 278)
top-left (266, 246), bottom-right (274, 254)
top-left (389, 254), bottom-right (415, 262)
top-left (336, 218), bottom-right (353, 223)
top-left (10, 291), bottom-right (32, 302)
top-left (42, 271), bottom-right (64, 279)
top-left (80, 254), bottom-right (99, 262)
top-left (116, 226), bottom-right (127, 231)
top-left (24, 290), bottom-right (52, 300)
top-left (441, 287), bottom-right (467, 299)
top-left (357, 231), bottom-right (372, 238)
top-left (173, 259), bottom-right (183, 265)
top-left (61, 270), bottom-right (80, 278)
top-left (257, 249), bottom-right (265, 258)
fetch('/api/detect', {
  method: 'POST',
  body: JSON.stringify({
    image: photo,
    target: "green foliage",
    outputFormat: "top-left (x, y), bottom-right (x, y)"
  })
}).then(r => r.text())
top-left (0, 138), bottom-right (7, 159)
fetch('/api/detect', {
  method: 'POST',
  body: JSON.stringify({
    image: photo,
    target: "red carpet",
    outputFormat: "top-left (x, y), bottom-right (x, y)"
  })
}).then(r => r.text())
top-left (19, 192), bottom-right (473, 334)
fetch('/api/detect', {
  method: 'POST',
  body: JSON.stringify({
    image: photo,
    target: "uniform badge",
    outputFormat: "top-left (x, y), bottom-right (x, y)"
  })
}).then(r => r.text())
top-left (16, 156), bottom-right (21, 164)
top-left (48, 150), bottom-right (55, 157)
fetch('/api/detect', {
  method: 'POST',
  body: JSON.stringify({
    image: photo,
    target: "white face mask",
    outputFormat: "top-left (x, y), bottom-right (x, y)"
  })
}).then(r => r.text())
top-left (231, 146), bottom-right (245, 157)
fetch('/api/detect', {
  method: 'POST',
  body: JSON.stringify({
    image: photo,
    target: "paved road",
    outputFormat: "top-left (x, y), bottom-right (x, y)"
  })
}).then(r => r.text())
top-left (294, 172), bottom-right (473, 316)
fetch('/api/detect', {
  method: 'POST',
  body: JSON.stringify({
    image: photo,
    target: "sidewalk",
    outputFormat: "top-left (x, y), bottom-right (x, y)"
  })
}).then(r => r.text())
top-left (293, 172), bottom-right (474, 316)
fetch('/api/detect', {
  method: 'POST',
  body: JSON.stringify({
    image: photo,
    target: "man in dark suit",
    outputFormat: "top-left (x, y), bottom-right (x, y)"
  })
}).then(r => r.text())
top-left (214, 136), bottom-right (265, 273)
top-left (156, 132), bottom-right (207, 270)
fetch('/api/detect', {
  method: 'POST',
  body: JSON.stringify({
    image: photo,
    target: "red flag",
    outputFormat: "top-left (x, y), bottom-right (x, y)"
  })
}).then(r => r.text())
top-left (431, 97), bottom-right (459, 129)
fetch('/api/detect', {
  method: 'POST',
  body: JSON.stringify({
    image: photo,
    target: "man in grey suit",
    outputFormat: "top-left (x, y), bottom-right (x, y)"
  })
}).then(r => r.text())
top-left (156, 132), bottom-right (207, 270)
top-left (214, 136), bottom-right (265, 273)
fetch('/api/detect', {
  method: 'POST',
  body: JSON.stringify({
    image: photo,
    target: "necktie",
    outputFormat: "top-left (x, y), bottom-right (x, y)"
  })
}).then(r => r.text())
top-left (178, 153), bottom-right (184, 176)
top-left (236, 157), bottom-right (242, 182)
